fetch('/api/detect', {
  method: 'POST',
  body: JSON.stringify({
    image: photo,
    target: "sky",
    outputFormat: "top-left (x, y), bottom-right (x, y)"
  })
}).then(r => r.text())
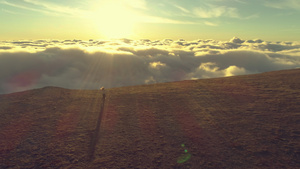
top-left (0, 0), bottom-right (300, 41)
top-left (0, 0), bottom-right (300, 94)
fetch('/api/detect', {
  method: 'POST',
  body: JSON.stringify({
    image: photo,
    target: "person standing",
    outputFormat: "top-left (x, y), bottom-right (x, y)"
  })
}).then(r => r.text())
top-left (100, 87), bottom-right (105, 100)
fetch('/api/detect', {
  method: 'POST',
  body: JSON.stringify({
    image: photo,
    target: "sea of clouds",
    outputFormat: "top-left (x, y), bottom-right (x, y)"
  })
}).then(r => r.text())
top-left (0, 37), bottom-right (299, 94)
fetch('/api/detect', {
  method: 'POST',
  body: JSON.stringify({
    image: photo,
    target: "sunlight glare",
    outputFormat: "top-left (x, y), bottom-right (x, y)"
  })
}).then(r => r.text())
top-left (91, 2), bottom-right (138, 39)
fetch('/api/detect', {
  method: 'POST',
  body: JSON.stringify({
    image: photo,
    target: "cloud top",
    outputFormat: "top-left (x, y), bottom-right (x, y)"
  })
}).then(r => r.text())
top-left (0, 38), bottom-right (299, 94)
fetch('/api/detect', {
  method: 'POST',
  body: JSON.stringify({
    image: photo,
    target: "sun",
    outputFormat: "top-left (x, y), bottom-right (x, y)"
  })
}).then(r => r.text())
top-left (90, 2), bottom-right (138, 39)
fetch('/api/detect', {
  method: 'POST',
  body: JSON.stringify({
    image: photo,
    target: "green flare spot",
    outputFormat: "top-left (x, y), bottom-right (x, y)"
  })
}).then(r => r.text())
top-left (181, 144), bottom-right (185, 147)
top-left (177, 153), bottom-right (192, 164)
top-left (184, 149), bottom-right (188, 153)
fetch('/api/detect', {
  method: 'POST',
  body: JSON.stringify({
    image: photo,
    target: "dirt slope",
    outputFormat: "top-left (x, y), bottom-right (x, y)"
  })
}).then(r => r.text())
top-left (0, 69), bottom-right (300, 168)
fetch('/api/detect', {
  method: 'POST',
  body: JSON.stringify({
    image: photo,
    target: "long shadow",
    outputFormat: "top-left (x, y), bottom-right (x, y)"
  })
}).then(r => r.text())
top-left (88, 94), bottom-right (106, 161)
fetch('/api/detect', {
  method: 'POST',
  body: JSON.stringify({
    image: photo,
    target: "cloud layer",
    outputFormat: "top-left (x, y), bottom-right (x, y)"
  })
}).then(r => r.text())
top-left (1, 37), bottom-right (300, 94)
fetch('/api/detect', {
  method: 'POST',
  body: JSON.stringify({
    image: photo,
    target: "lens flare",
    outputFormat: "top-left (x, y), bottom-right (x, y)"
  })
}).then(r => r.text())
top-left (177, 144), bottom-right (192, 163)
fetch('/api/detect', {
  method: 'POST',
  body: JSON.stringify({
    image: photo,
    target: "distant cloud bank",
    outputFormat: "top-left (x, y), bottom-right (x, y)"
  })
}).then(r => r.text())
top-left (1, 37), bottom-right (300, 94)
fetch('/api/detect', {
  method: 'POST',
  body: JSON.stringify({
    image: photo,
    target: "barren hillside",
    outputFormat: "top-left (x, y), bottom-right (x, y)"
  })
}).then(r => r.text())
top-left (1, 69), bottom-right (300, 168)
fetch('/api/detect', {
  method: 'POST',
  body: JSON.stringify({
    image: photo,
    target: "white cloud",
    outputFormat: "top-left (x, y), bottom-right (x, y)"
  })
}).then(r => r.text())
top-left (0, 0), bottom-right (51, 14)
top-left (149, 62), bottom-right (167, 69)
top-left (187, 63), bottom-right (247, 79)
top-left (265, 0), bottom-right (300, 10)
top-left (0, 38), bottom-right (299, 94)
top-left (225, 65), bottom-right (246, 76)
top-left (137, 15), bottom-right (195, 24)
top-left (193, 5), bottom-right (240, 18)
top-left (0, 0), bottom-right (85, 17)
top-left (199, 62), bottom-right (220, 72)
top-left (23, 0), bottom-right (84, 15)
top-left (204, 21), bottom-right (218, 26)
top-left (230, 37), bottom-right (244, 43)
top-left (173, 4), bottom-right (190, 13)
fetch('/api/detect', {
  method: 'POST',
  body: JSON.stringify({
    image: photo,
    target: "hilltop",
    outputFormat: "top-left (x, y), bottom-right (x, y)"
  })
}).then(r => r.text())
top-left (0, 69), bottom-right (300, 168)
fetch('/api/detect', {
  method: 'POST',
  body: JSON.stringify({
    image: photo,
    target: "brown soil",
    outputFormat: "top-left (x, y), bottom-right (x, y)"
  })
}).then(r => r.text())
top-left (0, 69), bottom-right (300, 168)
